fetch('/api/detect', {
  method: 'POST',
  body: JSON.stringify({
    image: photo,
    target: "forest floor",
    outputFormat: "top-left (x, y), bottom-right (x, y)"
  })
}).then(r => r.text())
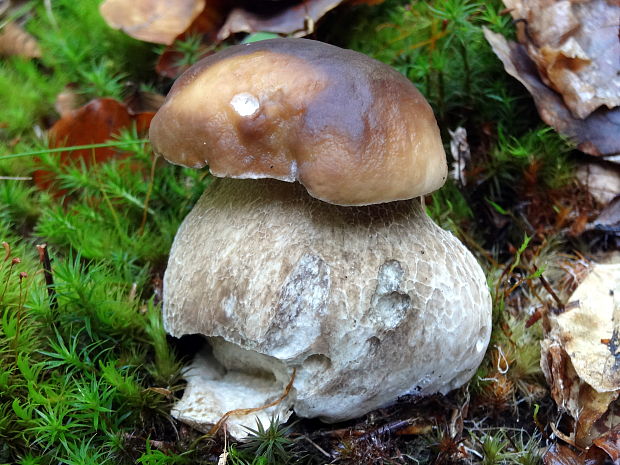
top-left (0, 0), bottom-right (618, 464)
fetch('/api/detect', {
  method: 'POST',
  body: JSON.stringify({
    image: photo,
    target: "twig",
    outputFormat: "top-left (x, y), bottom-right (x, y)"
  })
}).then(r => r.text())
top-left (0, 176), bottom-right (32, 180)
top-left (534, 265), bottom-right (564, 311)
top-left (300, 435), bottom-right (332, 459)
top-left (361, 419), bottom-right (414, 439)
top-left (208, 368), bottom-right (297, 436)
top-left (36, 244), bottom-right (57, 311)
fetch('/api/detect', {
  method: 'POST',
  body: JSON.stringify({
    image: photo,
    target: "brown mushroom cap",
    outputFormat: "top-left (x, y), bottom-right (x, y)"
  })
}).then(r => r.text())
top-left (149, 38), bottom-right (447, 206)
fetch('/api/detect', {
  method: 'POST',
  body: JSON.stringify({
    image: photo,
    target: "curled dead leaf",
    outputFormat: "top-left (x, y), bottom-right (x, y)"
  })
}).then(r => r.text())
top-left (502, 0), bottom-right (620, 119)
top-left (217, 0), bottom-right (344, 40)
top-left (99, 0), bottom-right (207, 45)
top-left (542, 443), bottom-right (583, 465)
top-left (543, 426), bottom-right (620, 465)
top-left (592, 424), bottom-right (620, 463)
top-left (577, 162), bottom-right (620, 205)
top-left (541, 262), bottom-right (620, 447)
top-left (585, 196), bottom-right (620, 246)
top-left (0, 21), bottom-right (41, 58)
top-left (483, 27), bottom-right (620, 158)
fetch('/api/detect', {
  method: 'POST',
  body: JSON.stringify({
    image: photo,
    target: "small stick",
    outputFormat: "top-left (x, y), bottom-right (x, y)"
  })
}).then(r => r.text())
top-left (533, 265), bottom-right (564, 311)
top-left (300, 435), bottom-right (332, 459)
top-left (208, 368), bottom-right (296, 436)
top-left (36, 244), bottom-right (58, 310)
top-left (360, 419), bottom-right (414, 440)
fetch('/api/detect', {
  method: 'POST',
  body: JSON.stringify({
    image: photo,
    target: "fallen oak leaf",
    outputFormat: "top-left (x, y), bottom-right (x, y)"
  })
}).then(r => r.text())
top-left (217, 0), bottom-right (344, 40)
top-left (47, 98), bottom-right (132, 162)
top-left (483, 27), bottom-right (620, 159)
top-left (543, 443), bottom-right (584, 465)
top-left (33, 98), bottom-right (154, 191)
top-left (99, 0), bottom-right (207, 45)
top-left (502, 0), bottom-right (620, 120)
top-left (543, 442), bottom-right (609, 465)
top-left (592, 424), bottom-right (620, 463)
top-left (543, 427), bottom-right (620, 465)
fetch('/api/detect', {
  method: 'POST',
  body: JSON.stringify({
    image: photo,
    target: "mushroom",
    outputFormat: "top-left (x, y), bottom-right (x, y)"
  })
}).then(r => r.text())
top-left (150, 38), bottom-right (492, 438)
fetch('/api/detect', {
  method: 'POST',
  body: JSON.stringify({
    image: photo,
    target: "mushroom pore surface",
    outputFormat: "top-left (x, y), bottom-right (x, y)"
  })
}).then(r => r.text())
top-left (164, 178), bottom-right (492, 430)
top-left (149, 38), bottom-right (447, 206)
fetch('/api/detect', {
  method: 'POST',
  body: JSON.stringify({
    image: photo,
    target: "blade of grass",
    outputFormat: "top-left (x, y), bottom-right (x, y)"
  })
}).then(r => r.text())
top-left (1, 139), bottom-right (149, 160)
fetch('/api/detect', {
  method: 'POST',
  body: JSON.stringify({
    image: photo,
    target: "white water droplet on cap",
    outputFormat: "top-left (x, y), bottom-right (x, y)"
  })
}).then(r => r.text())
top-left (230, 92), bottom-right (260, 117)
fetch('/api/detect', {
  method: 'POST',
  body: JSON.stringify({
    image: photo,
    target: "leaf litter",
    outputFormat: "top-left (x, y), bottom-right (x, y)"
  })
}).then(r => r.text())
top-left (484, 0), bottom-right (620, 158)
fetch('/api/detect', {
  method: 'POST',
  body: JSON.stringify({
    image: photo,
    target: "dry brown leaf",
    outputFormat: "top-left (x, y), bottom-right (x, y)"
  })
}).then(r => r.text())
top-left (576, 162), bottom-right (620, 205)
top-left (483, 27), bottom-right (620, 158)
top-left (502, 0), bottom-right (620, 119)
top-left (559, 264), bottom-right (620, 392)
top-left (542, 443), bottom-right (584, 465)
top-left (34, 98), bottom-right (154, 191)
top-left (217, 0), bottom-right (343, 40)
top-left (0, 21), bottom-right (41, 58)
top-left (99, 0), bottom-right (206, 45)
top-left (586, 196), bottom-right (620, 240)
top-left (592, 424), bottom-right (620, 463)
top-left (541, 262), bottom-right (620, 447)
top-left (543, 425), bottom-right (620, 465)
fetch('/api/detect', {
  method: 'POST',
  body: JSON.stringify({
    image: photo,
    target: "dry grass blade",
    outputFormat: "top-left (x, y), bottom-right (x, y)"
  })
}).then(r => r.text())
top-left (208, 368), bottom-right (297, 436)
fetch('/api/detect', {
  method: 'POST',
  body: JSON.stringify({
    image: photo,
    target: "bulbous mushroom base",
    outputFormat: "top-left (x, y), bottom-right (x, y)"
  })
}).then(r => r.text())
top-left (164, 178), bottom-right (492, 437)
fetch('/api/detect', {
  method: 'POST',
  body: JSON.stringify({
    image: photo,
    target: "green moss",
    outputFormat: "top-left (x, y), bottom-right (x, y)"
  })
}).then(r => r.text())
top-left (0, 0), bottom-right (585, 462)
top-left (0, 58), bottom-right (66, 136)
top-left (324, 0), bottom-right (520, 125)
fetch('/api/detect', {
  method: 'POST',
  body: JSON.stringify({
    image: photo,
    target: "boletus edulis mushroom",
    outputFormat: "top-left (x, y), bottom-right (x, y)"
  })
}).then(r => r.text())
top-left (150, 38), bottom-right (492, 438)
